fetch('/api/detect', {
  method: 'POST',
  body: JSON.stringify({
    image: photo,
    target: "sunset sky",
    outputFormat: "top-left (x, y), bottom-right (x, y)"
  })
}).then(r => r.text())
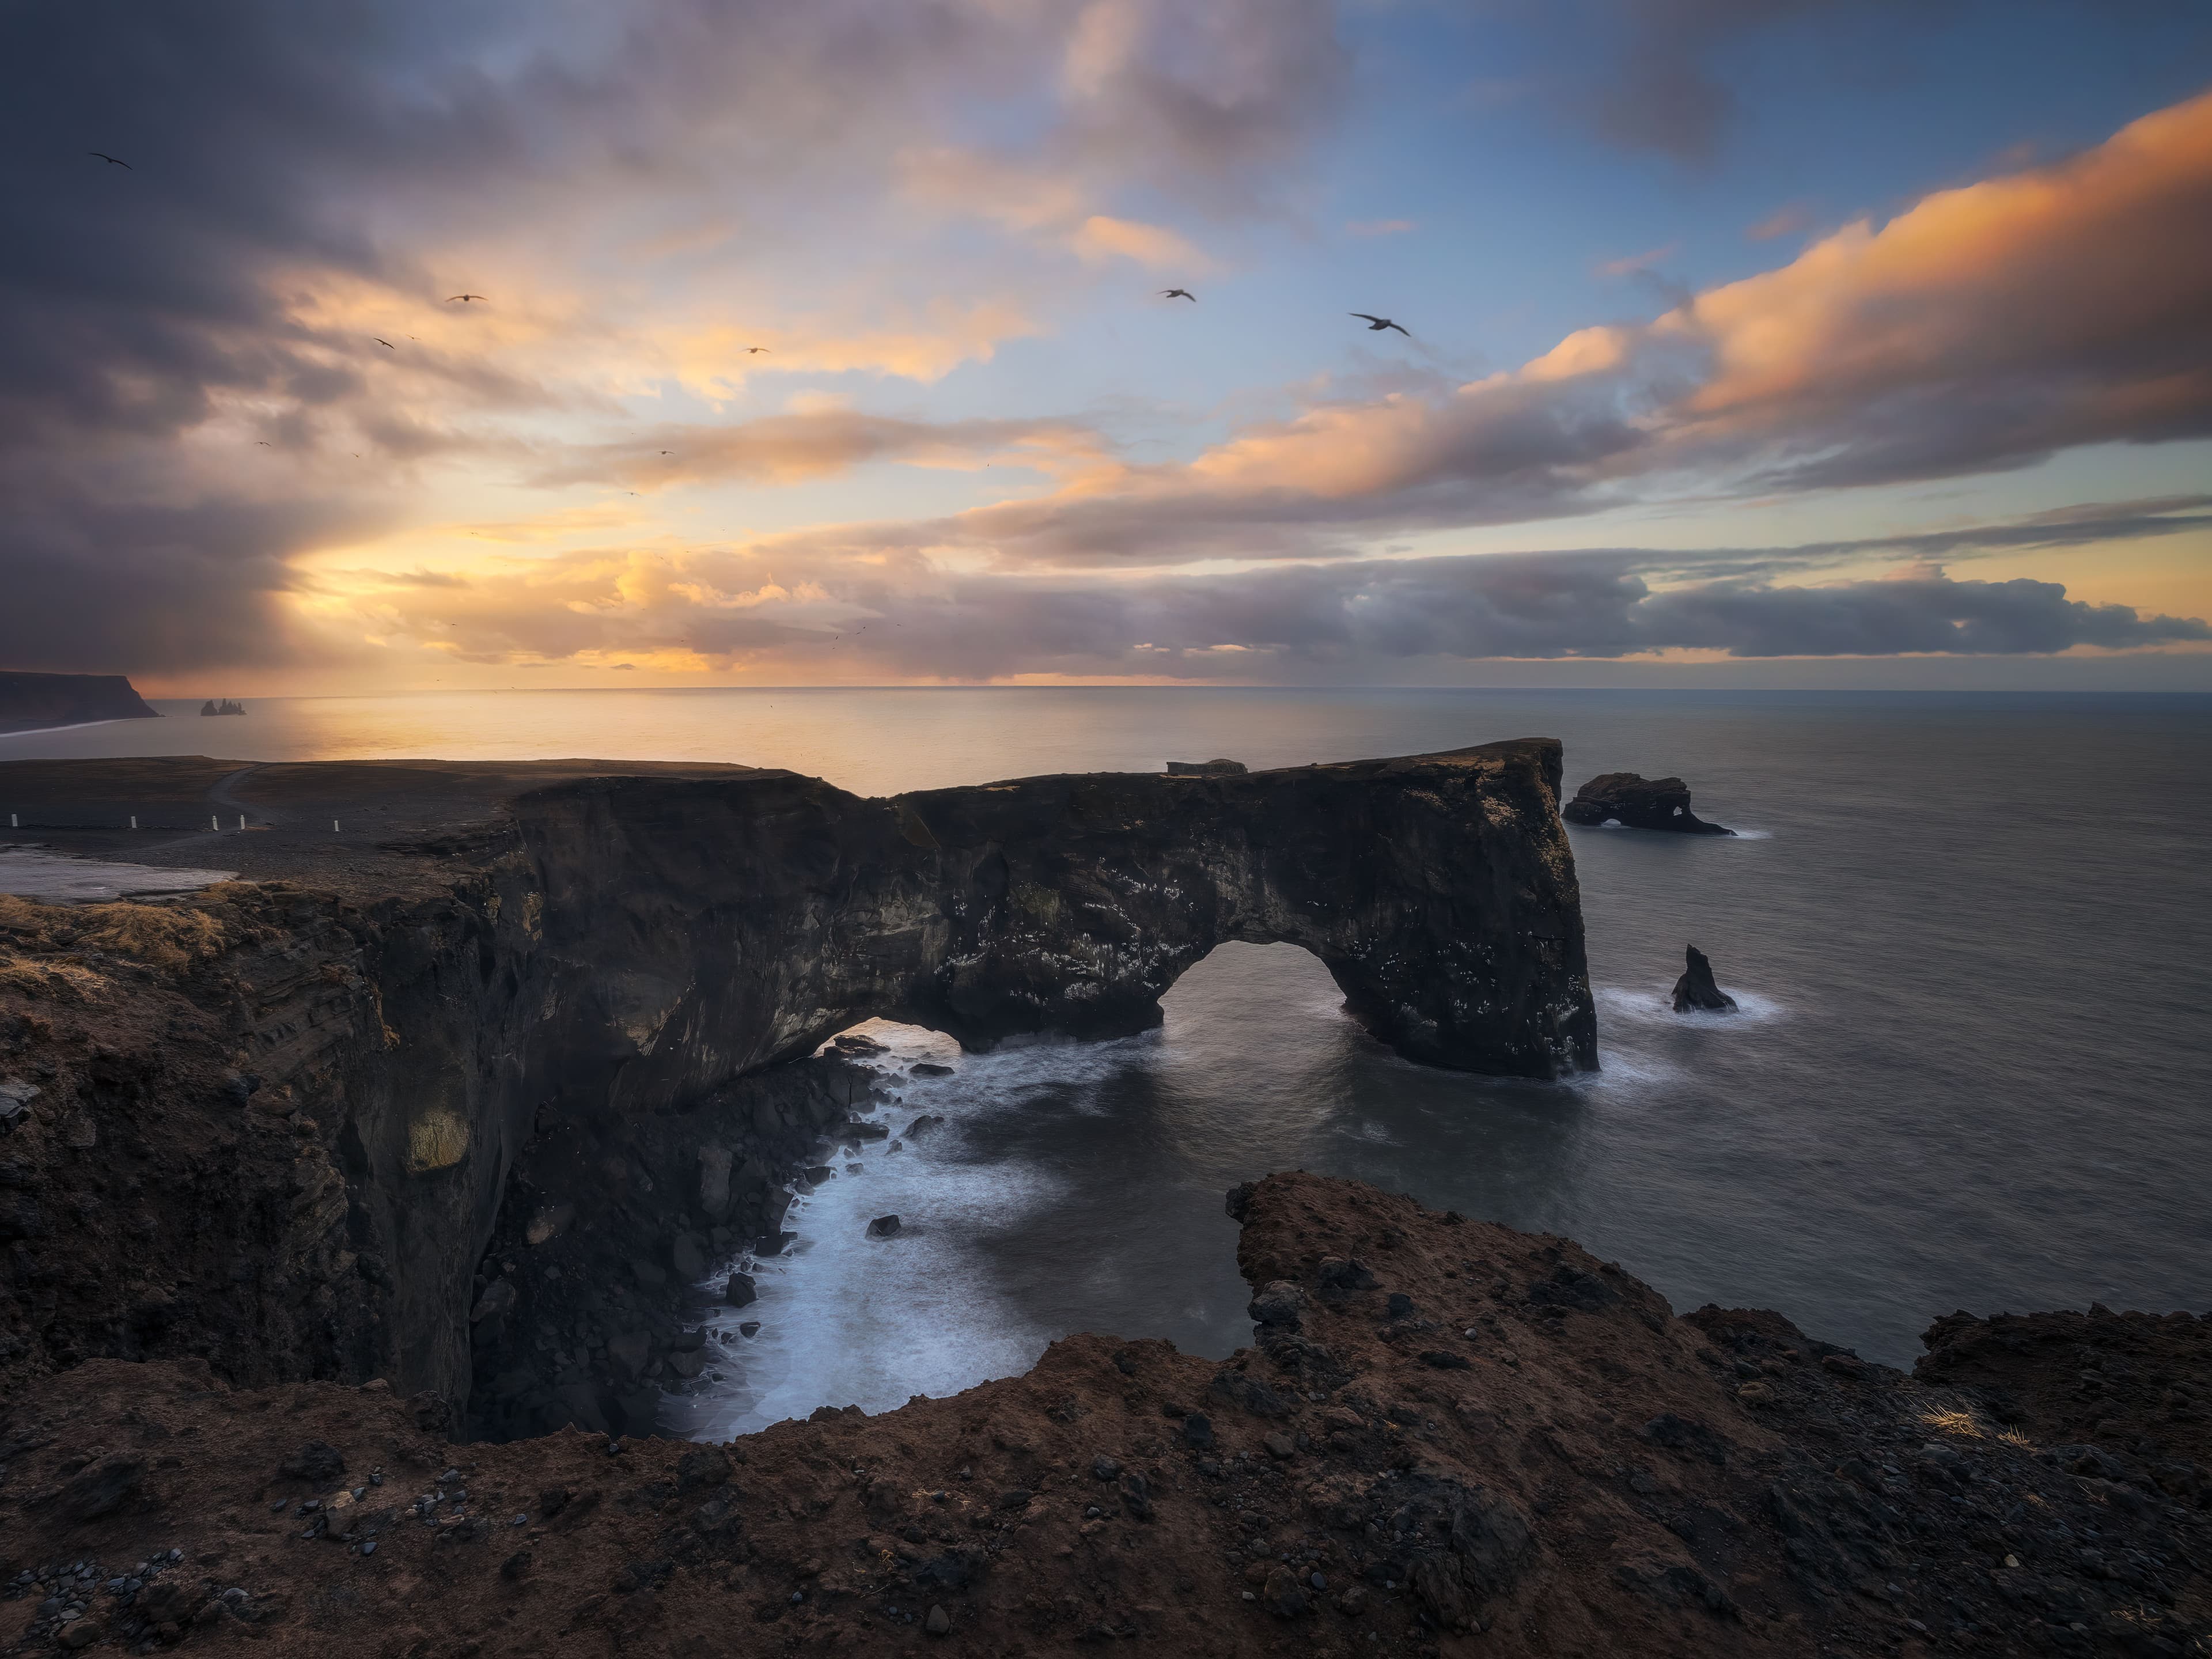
top-left (5, 1), bottom-right (2211, 693)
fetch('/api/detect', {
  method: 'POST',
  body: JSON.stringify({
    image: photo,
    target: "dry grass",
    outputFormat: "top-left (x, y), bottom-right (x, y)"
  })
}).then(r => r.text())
top-left (0, 891), bottom-right (229, 977)
top-left (1921, 1407), bottom-right (1986, 1439)
top-left (0, 954), bottom-right (110, 1001)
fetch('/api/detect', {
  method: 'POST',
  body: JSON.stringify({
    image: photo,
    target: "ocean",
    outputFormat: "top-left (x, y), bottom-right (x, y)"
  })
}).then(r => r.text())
top-left (7, 687), bottom-right (2210, 1434)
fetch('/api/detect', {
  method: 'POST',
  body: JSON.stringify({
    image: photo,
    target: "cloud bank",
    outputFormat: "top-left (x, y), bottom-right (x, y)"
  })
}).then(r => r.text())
top-left (0, 2), bottom-right (2205, 684)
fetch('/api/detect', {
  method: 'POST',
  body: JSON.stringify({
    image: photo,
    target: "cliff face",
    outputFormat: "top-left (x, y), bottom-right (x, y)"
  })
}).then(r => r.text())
top-left (0, 672), bottom-right (160, 736)
top-left (0, 740), bottom-right (1593, 1424)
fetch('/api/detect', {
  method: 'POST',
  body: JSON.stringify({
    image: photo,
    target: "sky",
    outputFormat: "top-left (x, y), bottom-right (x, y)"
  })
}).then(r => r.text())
top-left (3, 0), bottom-right (2211, 694)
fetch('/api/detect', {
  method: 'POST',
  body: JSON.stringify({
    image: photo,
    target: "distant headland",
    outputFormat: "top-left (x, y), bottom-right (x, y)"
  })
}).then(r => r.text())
top-left (0, 669), bottom-right (161, 736)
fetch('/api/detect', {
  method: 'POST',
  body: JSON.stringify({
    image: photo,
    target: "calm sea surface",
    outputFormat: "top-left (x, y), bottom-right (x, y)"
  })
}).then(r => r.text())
top-left (9, 688), bottom-right (2210, 1432)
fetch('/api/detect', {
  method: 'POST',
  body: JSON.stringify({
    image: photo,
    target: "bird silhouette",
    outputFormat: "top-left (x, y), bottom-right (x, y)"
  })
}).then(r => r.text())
top-left (374, 338), bottom-right (395, 349)
top-left (660, 450), bottom-right (672, 455)
top-left (1351, 313), bottom-right (1411, 336)
top-left (1161, 288), bottom-right (1196, 302)
top-left (89, 151), bottom-right (131, 169)
top-left (446, 294), bottom-right (487, 303)
top-left (744, 346), bottom-right (770, 354)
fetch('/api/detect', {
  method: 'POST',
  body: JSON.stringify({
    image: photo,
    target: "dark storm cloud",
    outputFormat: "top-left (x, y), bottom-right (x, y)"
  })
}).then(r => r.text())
top-left (0, 463), bottom-right (397, 676)
top-left (0, 0), bottom-right (1360, 676)
top-left (374, 505), bottom-right (2208, 683)
top-left (873, 555), bottom-right (2209, 679)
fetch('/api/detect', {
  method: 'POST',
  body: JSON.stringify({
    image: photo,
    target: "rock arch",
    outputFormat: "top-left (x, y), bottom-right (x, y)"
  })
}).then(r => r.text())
top-left (516, 738), bottom-right (1599, 1099)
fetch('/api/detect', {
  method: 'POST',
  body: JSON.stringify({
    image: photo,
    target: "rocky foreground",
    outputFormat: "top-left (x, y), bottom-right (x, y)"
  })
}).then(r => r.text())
top-left (1, 1172), bottom-right (2206, 1657)
top-left (1, 750), bottom-right (2206, 1655)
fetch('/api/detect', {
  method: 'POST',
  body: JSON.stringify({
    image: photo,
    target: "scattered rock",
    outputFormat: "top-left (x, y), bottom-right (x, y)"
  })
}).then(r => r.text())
top-left (903, 1112), bottom-right (945, 1137)
top-left (1248, 1281), bottom-right (1309, 1329)
top-left (55, 1452), bottom-right (146, 1521)
top-left (1671, 945), bottom-right (1738, 1013)
top-left (1261, 1564), bottom-right (1310, 1617)
top-left (866, 1214), bottom-right (902, 1238)
top-left (725, 1272), bottom-right (757, 1308)
top-left (469, 1278), bottom-right (517, 1323)
top-left (925, 1604), bottom-right (952, 1635)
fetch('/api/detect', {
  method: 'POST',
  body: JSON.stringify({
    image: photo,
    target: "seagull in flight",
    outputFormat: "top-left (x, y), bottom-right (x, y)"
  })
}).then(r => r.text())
top-left (744, 346), bottom-right (770, 354)
top-left (1160, 288), bottom-right (1196, 302)
top-left (1351, 313), bottom-right (1411, 336)
top-left (446, 293), bottom-right (487, 303)
top-left (89, 151), bottom-right (131, 169)
top-left (373, 338), bottom-right (395, 349)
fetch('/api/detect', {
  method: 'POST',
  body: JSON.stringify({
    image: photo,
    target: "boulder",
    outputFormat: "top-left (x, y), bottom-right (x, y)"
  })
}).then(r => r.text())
top-left (1562, 772), bottom-right (1732, 835)
top-left (725, 1272), bottom-right (757, 1309)
top-left (1671, 945), bottom-right (1738, 1013)
top-left (866, 1214), bottom-right (902, 1238)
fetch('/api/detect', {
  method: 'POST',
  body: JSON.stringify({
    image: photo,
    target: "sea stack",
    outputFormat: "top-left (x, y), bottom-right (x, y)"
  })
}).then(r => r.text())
top-left (1563, 771), bottom-right (1733, 835)
top-left (1165, 758), bottom-right (1247, 776)
top-left (1672, 945), bottom-right (1738, 1012)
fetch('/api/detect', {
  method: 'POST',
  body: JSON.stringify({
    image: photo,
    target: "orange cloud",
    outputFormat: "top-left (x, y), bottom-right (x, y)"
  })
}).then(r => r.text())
top-left (1665, 89), bottom-right (2212, 441)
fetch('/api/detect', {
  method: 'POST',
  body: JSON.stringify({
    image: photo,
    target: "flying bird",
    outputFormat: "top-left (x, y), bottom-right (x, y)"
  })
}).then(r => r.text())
top-left (744, 346), bottom-right (770, 354)
top-left (446, 293), bottom-right (487, 303)
top-left (374, 338), bottom-right (394, 349)
top-left (1351, 313), bottom-right (1410, 336)
top-left (1160, 288), bottom-right (1196, 302)
top-left (88, 151), bottom-right (131, 169)
top-left (660, 450), bottom-right (673, 455)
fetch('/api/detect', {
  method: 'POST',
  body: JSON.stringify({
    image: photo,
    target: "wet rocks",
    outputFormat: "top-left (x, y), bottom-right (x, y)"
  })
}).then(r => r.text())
top-left (1247, 1281), bottom-right (1309, 1330)
top-left (1671, 945), bottom-right (1738, 1012)
top-left (908, 1062), bottom-right (954, 1078)
top-left (724, 1271), bottom-right (756, 1308)
top-left (903, 1112), bottom-right (945, 1137)
top-left (1563, 772), bottom-right (1733, 835)
top-left (866, 1214), bottom-right (902, 1237)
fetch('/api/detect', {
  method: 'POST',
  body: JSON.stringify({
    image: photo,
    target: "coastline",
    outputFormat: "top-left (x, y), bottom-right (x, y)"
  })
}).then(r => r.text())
top-left (0, 746), bottom-right (2206, 1653)
top-left (0, 717), bottom-right (124, 741)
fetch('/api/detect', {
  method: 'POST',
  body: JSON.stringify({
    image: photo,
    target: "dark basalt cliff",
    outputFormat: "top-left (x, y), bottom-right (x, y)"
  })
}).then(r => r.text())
top-left (1563, 771), bottom-right (1733, 835)
top-left (2, 755), bottom-right (2207, 1657)
top-left (527, 737), bottom-right (1596, 1105)
top-left (0, 672), bottom-right (160, 737)
top-left (0, 739), bottom-right (1593, 1423)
